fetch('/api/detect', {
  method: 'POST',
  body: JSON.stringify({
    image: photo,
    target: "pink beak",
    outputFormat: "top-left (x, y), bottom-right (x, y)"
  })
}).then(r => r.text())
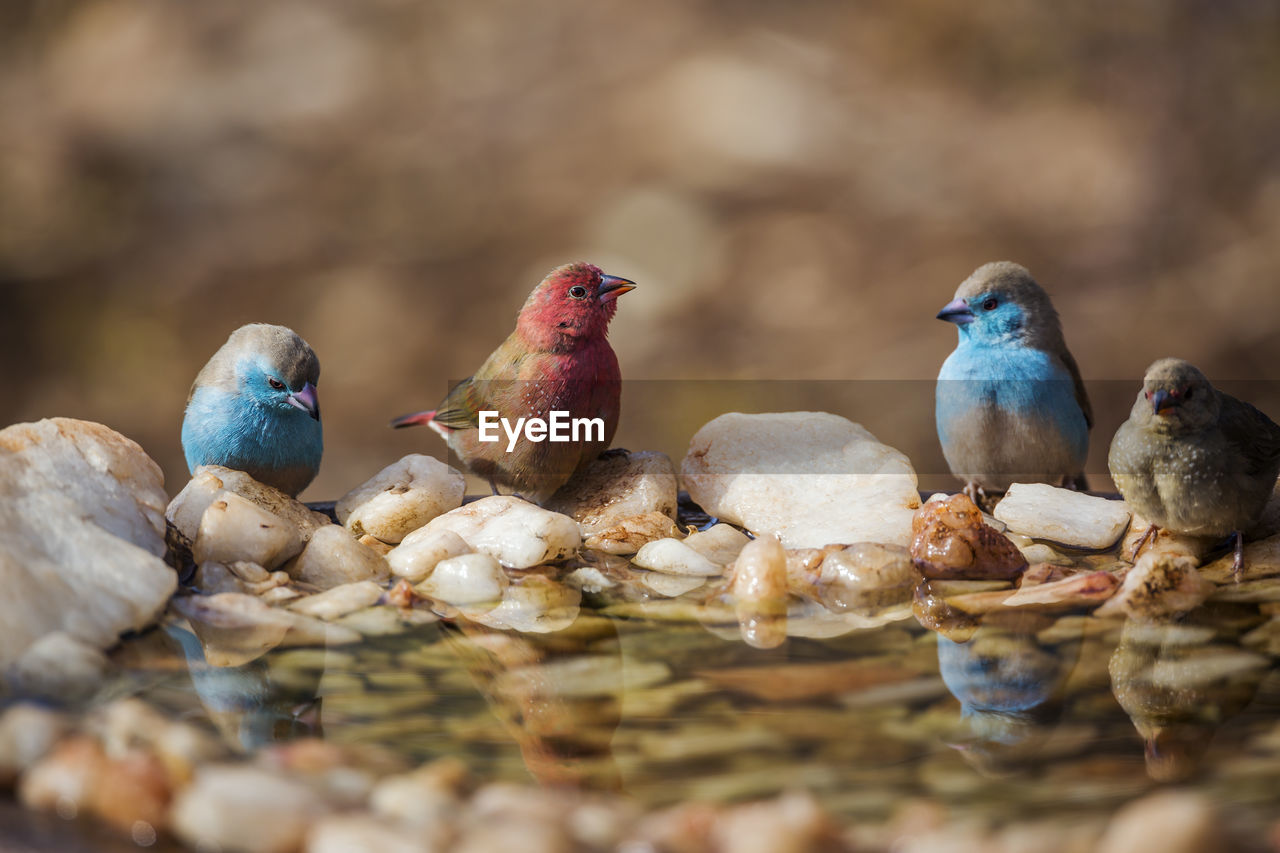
top-left (287, 382), bottom-right (320, 420)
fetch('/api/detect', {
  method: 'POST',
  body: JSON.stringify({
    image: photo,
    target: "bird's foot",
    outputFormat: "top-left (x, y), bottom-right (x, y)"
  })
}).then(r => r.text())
top-left (1129, 523), bottom-right (1158, 563)
top-left (488, 478), bottom-right (501, 497)
top-left (1061, 472), bottom-right (1089, 492)
top-left (598, 447), bottom-right (630, 460)
top-left (962, 482), bottom-right (985, 505)
top-left (1232, 530), bottom-right (1245, 582)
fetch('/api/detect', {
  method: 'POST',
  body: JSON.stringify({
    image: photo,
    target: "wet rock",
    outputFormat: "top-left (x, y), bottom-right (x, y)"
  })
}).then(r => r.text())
top-left (193, 492), bottom-right (303, 570)
top-left (8, 631), bottom-right (109, 702)
top-left (336, 454), bottom-right (465, 543)
top-left (910, 494), bottom-right (1028, 580)
top-left (1097, 791), bottom-right (1217, 853)
top-left (584, 511), bottom-right (681, 555)
top-left (680, 412), bottom-right (921, 548)
top-left (0, 704), bottom-right (71, 786)
top-left (993, 484), bottom-right (1131, 550)
top-left (289, 524), bottom-right (391, 589)
top-left (1120, 513), bottom-right (1213, 564)
top-left (698, 659), bottom-right (920, 702)
top-left (944, 570), bottom-right (1119, 615)
top-left (730, 535), bottom-right (788, 649)
top-left (416, 553), bottom-right (508, 607)
top-left (640, 571), bottom-right (707, 597)
top-left (467, 575), bottom-right (581, 633)
top-left (683, 523), bottom-right (752, 565)
top-left (413, 496), bottom-right (581, 569)
top-left (307, 816), bottom-right (436, 853)
top-left (634, 538), bottom-right (723, 576)
top-left (171, 593), bottom-right (360, 667)
top-left (1201, 531), bottom-right (1280, 584)
top-left (0, 418), bottom-right (177, 673)
top-left (711, 791), bottom-right (837, 853)
top-left (288, 581), bottom-right (386, 620)
top-left (170, 764), bottom-right (328, 853)
top-left (1096, 552), bottom-right (1212, 621)
top-left (387, 528), bottom-right (473, 583)
top-left (785, 543), bottom-right (916, 611)
top-left (19, 735), bottom-right (171, 835)
top-left (548, 450), bottom-right (678, 536)
top-left (369, 758), bottom-right (468, 830)
top-left (167, 465), bottom-right (330, 547)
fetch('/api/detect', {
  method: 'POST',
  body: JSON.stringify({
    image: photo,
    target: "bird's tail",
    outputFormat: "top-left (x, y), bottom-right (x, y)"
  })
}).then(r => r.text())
top-left (390, 410), bottom-right (436, 429)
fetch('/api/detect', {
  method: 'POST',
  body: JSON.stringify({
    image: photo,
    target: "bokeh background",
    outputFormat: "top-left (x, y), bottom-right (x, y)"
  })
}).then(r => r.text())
top-left (3, 0), bottom-right (1280, 498)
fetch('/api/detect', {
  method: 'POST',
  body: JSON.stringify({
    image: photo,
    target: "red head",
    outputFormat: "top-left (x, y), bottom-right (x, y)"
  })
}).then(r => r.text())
top-left (516, 262), bottom-right (636, 351)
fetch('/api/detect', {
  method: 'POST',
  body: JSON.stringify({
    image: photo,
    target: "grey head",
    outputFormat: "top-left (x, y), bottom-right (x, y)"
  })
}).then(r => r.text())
top-left (191, 324), bottom-right (321, 419)
top-left (1133, 357), bottom-right (1219, 432)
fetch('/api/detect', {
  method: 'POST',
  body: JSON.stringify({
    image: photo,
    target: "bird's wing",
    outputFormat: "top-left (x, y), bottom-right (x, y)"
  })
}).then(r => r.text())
top-left (1058, 347), bottom-right (1094, 430)
top-left (431, 375), bottom-right (485, 429)
top-left (1218, 393), bottom-right (1280, 474)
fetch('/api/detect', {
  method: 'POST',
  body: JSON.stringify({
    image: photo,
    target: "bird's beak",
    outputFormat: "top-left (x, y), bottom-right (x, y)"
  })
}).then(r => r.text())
top-left (936, 298), bottom-right (974, 325)
top-left (287, 382), bottom-right (321, 420)
top-left (1150, 389), bottom-right (1176, 416)
top-left (598, 275), bottom-right (636, 302)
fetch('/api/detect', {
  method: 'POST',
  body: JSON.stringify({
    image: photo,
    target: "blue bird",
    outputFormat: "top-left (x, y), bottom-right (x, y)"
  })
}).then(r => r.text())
top-left (935, 262), bottom-right (1092, 502)
top-left (181, 324), bottom-right (322, 497)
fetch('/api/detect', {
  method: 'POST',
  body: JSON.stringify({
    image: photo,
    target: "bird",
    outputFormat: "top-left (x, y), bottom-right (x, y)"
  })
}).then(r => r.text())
top-left (391, 262), bottom-right (635, 503)
top-left (1108, 357), bottom-right (1280, 572)
top-left (934, 261), bottom-right (1092, 503)
top-left (181, 324), bottom-right (322, 497)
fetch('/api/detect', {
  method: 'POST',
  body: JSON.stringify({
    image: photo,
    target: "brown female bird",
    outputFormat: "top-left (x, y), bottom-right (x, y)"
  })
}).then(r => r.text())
top-left (1108, 358), bottom-right (1280, 571)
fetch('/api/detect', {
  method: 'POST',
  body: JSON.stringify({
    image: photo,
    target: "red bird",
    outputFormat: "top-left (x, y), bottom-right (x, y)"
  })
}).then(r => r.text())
top-left (392, 262), bottom-right (635, 503)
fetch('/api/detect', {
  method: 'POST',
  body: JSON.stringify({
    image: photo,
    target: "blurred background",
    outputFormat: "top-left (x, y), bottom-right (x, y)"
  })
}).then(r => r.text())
top-left (3, 0), bottom-right (1280, 497)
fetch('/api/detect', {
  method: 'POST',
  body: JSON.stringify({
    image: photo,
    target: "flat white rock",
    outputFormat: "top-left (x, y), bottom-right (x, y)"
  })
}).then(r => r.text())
top-left (167, 465), bottom-right (330, 546)
top-left (387, 528), bottom-right (473, 583)
top-left (413, 496), bottom-right (581, 569)
top-left (416, 553), bottom-right (508, 607)
top-left (193, 492), bottom-right (303, 570)
top-left (547, 450), bottom-right (679, 536)
top-left (287, 581), bottom-right (385, 621)
top-left (633, 538), bottom-right (723, 576)
top-left (466, 576), bottom-right (581, 633)
top-left (681, 412), bottom-right (921, 548)
top-left (288, 524), bottom-right (390, 589)
top-left (336, 454), bottom-right (465, 543)
top-left (994, 483), bottom-right (1131, 550)
top-left (0, 419), bottom-right (177, 675)
top-left (683, 523), bottom-right (752, 565)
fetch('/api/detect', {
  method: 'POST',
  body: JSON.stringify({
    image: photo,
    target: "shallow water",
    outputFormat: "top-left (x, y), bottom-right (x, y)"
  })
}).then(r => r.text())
top-left (6, 506), bottom-right (1280, 849)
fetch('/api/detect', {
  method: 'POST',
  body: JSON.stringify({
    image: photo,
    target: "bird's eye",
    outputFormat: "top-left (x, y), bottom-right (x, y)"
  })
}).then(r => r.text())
top-left (568, 285), bottom-right (589, 299)
top-left (1184, 388), bottom-right (1193, 400)
top-left (268, 378), bottom-right (286, 390)
top-left (981, 298), bottom-right (998, 311)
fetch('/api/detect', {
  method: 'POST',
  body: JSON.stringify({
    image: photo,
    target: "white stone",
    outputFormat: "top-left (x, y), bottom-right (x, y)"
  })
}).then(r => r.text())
top-left (306, 816), bottom-right (435, 853)
top-left (171, 593), bottom-right (360, 667)
top-left (0, 704), bottom-right (71, 785)
top-left (289, 524), bottom-right (391, 589)
top-left (288, 581), bottom-right (386, 621)
top-left (336, 454), bottom-right (465, 543)
top-left (414, 496), bottom-right (581, 569)
top-left (387, 528), bottom-right (473, 583)
top-left (467, 576), bottom-right (581, 633)
top-left (192, 492), bottom-right (303, 570)
top-left (683, 523), bottom-right (752, 566)
top-left (0, 418), bottom-right (177, 673)
top-left (167, 465), bottom-right (330, 546)
top-left (416, 553), bottom-right (508, 607)
top-left (8, 632), bottom-right (108, 701)
top-left (994, 483), bottom-right (1131, 550)
top-left (731, 535), bottom-right (788, 649)
top-left (547, 450), bottom-right (678, 536)
top-left (1097, 792), bottom-right (1217, 853)
top-left (640, 572), bottom-right (706, 597)
top-left (680, 412), bottom-right (921, 548)
top-left (171, 764), bottom-right (328, 853)
top-left (633, 538), bottom-right (723, 576)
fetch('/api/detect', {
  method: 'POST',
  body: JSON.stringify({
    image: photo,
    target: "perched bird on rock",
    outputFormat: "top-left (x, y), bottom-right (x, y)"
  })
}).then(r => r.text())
top-left (391, 262), bottom-right (635, 503)
top-left (935, 262), bottom-right (1092, 502)
top-left (1108, 357), bottom-right (1280, 571)
top-left (181, 324), bottom-right (322, 497)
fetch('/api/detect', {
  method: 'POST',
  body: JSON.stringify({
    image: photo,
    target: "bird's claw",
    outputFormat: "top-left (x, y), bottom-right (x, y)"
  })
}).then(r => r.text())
top-left (1232, 531), bottom-right (1245, 582)
top-left (1129, 523), bottom-right (1158, 563)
